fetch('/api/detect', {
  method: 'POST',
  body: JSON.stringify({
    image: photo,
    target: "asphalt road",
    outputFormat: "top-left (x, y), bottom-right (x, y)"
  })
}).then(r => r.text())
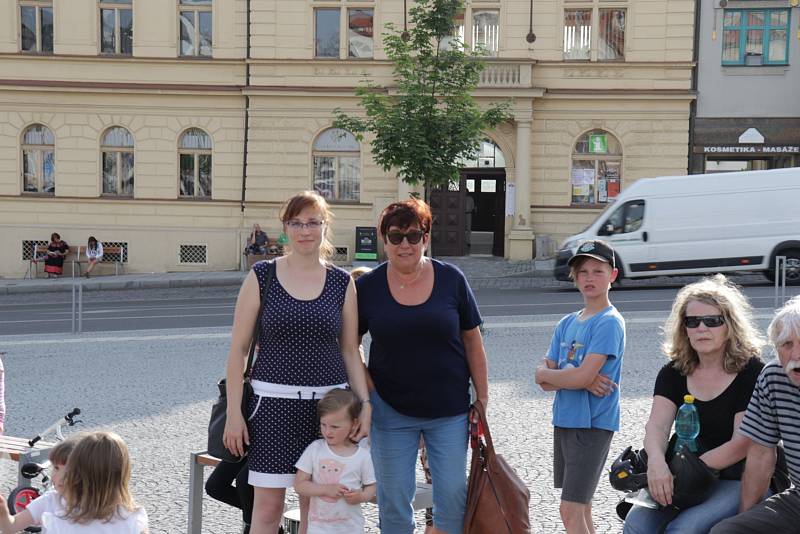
top-left (1, 282), bottom-right (796, 336)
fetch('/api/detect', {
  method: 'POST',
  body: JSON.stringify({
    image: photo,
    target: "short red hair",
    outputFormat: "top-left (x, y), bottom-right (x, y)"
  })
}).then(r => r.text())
top-left (379, 198), bottom-right (432, 238)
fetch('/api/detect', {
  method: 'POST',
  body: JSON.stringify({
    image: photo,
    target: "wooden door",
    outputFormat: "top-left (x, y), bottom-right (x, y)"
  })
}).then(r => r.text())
top-left (429, 180), bottom-right (466, 257)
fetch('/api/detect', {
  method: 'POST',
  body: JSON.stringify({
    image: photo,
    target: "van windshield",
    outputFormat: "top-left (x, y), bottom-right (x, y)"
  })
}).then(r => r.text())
top-left (584, 203), bottom-right (616, 232)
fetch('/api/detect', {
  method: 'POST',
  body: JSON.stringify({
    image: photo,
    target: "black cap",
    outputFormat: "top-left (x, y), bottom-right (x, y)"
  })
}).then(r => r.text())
top-left (567, 240), bottom-right (615, 268)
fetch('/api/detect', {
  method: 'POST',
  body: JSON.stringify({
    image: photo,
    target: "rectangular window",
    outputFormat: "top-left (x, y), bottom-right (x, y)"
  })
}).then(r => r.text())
top-left (20, 2), bottom-right (53, 53)
top-left (722, 9), bottom-right (790, 65)
top-left (315, 8), bottom-right (340, 58)
top-left (348, 8), bottom-right (373, 58)
top-left (102, 152), bottom-right (117, 194)
top-left (179, 0), bottom-right (212, 57)
top-left (564, 9), bottom-right (591, 60)
top-left (598, 9), bottom-right (625, 61)
top-left (100, 1), bottom-right (132, 55)
top-left (472, 9), bottom-right (499, 56)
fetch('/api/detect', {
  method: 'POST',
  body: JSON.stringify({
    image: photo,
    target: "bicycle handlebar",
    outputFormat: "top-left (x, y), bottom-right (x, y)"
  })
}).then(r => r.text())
top-left (28, 408), bottom-right (82, 448)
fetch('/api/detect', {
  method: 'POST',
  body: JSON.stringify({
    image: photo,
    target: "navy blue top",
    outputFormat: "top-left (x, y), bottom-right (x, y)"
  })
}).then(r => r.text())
top-left (251, 260), bottom-right (350, 387)
top-left (357, 259), bottom-right (482, 418)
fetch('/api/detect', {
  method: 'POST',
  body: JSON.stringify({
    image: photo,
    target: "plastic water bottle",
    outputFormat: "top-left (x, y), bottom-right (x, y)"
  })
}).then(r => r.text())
top-left (674, 394), bottom-right (700, 454)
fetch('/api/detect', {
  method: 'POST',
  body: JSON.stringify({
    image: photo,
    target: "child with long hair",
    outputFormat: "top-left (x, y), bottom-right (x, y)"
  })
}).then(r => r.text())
top-left (0, 431), bottom-right (148, 533)
top-left (0, 437), bottom-right (77, 532)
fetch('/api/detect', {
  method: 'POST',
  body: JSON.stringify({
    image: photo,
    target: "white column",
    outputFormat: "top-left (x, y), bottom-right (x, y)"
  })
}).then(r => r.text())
top-left (507, 115), bottom-right (534, 260)
top-left (514, 119), bottom-right (532, 228)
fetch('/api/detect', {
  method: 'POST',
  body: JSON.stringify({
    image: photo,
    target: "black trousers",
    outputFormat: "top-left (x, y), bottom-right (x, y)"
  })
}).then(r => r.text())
top-left (205, 457), bottom-right (253, 525)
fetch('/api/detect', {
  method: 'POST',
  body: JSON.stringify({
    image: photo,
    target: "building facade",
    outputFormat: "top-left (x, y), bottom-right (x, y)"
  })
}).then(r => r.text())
top-left (690, 0), bottom-right (800, 174)
top-left (0, 0), bottom-right (695, 276)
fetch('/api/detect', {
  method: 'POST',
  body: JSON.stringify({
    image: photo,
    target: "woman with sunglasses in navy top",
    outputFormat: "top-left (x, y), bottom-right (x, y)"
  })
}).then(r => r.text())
top-left (356, 198), bottom-right (489, 534)
top-left (624, 274), bottom-right (765, 534)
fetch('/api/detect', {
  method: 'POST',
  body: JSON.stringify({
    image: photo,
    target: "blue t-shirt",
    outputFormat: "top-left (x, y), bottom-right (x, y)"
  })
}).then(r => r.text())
top-left (546, 305), bottom-right (625, 432)
top-left (357, 259), bottom-right (482, 418)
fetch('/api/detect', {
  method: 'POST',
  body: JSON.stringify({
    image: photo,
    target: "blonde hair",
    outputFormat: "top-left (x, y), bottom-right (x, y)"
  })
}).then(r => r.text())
top-left (662, 274), bottom-right (764, 375)
top-left (280, 191), bottom-right (335, 261)
top-left (49, 436), bottom-right (78, 466)
top-left (317, 388), bottom-right (361, 420)
top-left (350, 266), bottom-right (372, 280)
top-left (60, 431), bottom-right (139, 524)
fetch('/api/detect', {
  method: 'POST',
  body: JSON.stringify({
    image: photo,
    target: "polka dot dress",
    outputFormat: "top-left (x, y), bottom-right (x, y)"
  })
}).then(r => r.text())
top-left (246, 260), bottom-right (350, 487)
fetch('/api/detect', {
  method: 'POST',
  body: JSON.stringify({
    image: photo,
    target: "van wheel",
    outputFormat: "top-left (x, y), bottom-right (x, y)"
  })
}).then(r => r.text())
top-left (769, 249), bottom-right (800, 285)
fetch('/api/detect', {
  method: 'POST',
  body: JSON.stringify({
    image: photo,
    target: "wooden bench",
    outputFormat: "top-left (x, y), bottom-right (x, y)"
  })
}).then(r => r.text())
top-left (26, 245), bottom-right (77, 279)
top-left (71, 245), bottom-right (126, 277)
top-left (243, 238), bottom-right (284, 269)
top-left (0, 435), bottom-right (56, 487)
top-left (188, 450), bottom-right (433, 534)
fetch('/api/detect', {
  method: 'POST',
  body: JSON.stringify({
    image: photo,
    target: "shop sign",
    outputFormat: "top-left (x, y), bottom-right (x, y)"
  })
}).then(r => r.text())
top-left (588, 134), bottom-right (608, 154)
top-left (702, 146), bottom-right (800, 154)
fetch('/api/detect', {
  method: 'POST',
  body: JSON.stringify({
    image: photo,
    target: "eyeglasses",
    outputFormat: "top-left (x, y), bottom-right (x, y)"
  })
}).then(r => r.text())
top-left (286, 220), bottom-right (324, 230)
top-left (683, 315), bottom-right (725, 329)
top-left (386, 230), bottom-right (425, 245)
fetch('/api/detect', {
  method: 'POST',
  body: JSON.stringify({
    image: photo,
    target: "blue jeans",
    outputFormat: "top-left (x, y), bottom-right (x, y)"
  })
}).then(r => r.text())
top-left (623, 479), bottom-right (741, 534)
top-left (369, 390), bottom-right (468, 534)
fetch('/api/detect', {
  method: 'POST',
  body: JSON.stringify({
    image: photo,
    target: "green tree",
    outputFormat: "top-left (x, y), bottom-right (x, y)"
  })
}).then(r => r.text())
top-left (333, 0), bottom-right (511, 194)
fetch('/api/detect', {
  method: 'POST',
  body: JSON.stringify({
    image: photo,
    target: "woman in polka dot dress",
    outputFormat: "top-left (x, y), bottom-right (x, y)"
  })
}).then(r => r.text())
top-left (223, 191), bottom-right (371, 534)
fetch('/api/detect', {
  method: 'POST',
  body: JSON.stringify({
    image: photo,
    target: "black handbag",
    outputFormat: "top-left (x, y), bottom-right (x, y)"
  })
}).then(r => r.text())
top-left (207, 260), bottom-right (274, 462)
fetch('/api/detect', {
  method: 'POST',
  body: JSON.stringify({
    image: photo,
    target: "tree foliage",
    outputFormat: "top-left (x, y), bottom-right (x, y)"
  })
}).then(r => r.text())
top-left (333, 0), bottom-right (511, 190)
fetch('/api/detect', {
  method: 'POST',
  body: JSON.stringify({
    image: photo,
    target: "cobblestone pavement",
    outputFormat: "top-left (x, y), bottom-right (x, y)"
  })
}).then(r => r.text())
top-left (0, 312), bottom-right (779, 533)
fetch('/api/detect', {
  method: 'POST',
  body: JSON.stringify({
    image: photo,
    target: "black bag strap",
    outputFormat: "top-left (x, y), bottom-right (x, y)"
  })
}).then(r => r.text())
top-left (244, 259), bottom-right (275, 379)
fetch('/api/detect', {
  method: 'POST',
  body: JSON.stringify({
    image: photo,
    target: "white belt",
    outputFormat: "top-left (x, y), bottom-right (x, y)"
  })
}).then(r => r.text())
top-left (250, 379), bottom-right (348, 400)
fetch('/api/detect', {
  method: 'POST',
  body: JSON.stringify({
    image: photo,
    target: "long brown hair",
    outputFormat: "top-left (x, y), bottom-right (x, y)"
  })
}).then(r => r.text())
top-left (280, 191), bottom-right (335, 261)
top-left (662, 274), bottom-right (764, 375)
top-left (60, 431), bottom-right (139, 524)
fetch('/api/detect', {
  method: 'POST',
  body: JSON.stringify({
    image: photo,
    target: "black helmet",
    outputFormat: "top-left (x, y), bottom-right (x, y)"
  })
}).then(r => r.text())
top-left (668, 445), bottom-right (719, 509)
top-left (609, 446), bottom-right (649, 493)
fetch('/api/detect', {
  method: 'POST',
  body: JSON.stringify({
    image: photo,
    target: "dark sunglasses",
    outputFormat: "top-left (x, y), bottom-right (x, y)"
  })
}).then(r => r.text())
top-left (683, 315), bottom-right (725, 328)
top-left (386, 230), bottom-right (425, 245)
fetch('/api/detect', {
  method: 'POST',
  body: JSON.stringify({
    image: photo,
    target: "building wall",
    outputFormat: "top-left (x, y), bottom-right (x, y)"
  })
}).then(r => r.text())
top-left (0, 0), bottom-right (695, 275)
top-left (696, 2), bottom-right (800, 118)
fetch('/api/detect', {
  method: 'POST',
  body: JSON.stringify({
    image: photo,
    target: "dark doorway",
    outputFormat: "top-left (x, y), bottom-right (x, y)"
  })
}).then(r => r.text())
top-left (429, 181), bottom-right (466, 257)
top-left (464, 169), bottom-right (505, 257)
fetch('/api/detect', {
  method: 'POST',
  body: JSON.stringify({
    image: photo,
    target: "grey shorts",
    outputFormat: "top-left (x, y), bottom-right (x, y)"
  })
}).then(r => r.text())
top-left (553, 427), bottom-right (614, 504)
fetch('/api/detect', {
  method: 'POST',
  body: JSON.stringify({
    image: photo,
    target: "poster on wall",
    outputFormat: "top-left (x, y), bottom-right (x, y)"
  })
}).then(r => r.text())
top-left (588, 134), bottom-right (608, 154)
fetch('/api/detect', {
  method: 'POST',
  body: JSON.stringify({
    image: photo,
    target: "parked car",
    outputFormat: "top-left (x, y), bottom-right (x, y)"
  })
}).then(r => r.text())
top-left (554, 168), bottom-right (800, 284)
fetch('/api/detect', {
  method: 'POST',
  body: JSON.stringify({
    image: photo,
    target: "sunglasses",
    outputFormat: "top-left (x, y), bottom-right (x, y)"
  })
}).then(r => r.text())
top-left (683, 315), bottom-right (725, 328)
top-left (386, 230), bottom-right (425, 245)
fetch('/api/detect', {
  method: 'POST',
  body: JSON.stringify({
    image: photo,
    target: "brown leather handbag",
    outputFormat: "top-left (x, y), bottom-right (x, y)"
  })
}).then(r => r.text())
top-left (464, 401), bottom-right (531, 534)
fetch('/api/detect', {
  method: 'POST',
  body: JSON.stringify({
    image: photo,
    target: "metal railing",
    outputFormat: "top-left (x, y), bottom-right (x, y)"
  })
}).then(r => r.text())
top-left (71, 283), bottom-right (83, 334)
top-left (774, 256), bottom-right (787, 309)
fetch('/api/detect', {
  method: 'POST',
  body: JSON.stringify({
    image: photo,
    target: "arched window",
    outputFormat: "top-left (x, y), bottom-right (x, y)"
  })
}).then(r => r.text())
top-left (457, 138), bottom-right (506, 168)
top-left (312, 128), bottom-right (360, 202)
top-left (101, 127), bottom-right (134, 196)
top-left (22, 124), bottom-right (55, 194)
top-left (571, 129), bottom-right (622, 205)
top-left (179, 128), bottom-right (212, 198)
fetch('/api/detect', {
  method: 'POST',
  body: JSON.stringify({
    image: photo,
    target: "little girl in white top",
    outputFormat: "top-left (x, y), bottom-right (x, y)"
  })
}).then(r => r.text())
top-left (295, 388), bottom-right (376, 534)
top-left (0, 431), bottom-right (148, 534)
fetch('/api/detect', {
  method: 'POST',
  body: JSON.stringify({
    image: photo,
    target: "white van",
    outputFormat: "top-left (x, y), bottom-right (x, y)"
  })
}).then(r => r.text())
top-left (553, 168), bottom-right (800, 284)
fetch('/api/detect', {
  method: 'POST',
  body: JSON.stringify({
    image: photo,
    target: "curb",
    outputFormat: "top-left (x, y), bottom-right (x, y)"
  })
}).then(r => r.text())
top-left (0, 273), bottom-right (248, 295)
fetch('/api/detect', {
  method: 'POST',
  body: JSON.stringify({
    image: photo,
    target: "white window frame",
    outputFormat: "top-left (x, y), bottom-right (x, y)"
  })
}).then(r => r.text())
top-left (21, 124), bottom-right (55, 195)
top-left (570, 130), bottom-right (623, 206)
top-left (312, 0), bottom-right (376, 60)
top-left (446, 2), bottom-right (502, 57)
top-left (19, 0), bottom-right (53, 54)
top-left (178, 0), bottom-right (212, 57)
top-left (99, 0), bottom-right (133, 56)
top-left (312, 128), bottom-right (361, 203)
top-left (563, 0), bottom-right (627, 62)
top-left (100, 127), bottom-right (135, 197)
top-left (178, 129), bottom-right (213, 199)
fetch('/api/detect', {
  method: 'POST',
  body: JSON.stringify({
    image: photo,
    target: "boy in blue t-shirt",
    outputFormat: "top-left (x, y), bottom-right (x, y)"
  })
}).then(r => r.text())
top-left (535, 239), bottom-right (626, 534)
